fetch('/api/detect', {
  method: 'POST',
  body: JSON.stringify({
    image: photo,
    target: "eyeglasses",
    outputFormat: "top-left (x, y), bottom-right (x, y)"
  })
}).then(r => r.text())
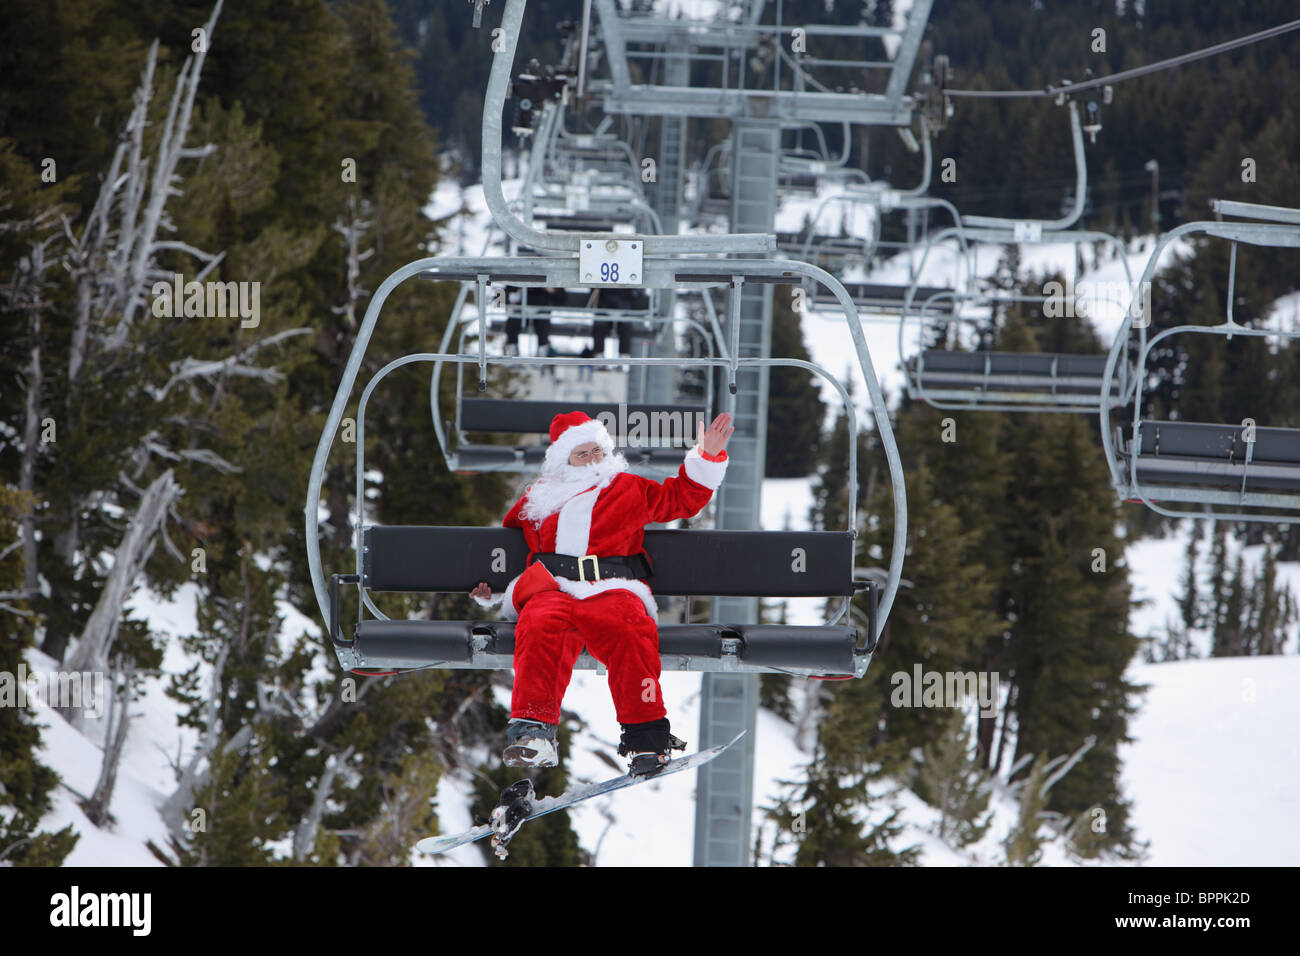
top-left (570, 447), bottom-right (605, 464)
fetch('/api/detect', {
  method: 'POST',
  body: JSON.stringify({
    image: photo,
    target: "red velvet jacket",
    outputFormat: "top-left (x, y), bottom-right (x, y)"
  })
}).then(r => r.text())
top-left (496, 446), bottom-right (728, 618)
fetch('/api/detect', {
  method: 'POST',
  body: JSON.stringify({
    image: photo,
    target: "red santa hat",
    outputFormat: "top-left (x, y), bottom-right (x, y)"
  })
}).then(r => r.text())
top-left (543, 410), bottom-right (615, 471)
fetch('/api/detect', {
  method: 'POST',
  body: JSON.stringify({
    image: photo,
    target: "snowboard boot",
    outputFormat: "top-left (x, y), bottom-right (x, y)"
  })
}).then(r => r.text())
top-left (618, 718), bottom-right (687, 778)
top-left (489, 779), bottom-right (535, 860)
top-left (503, 718), bottom-right (559, 768)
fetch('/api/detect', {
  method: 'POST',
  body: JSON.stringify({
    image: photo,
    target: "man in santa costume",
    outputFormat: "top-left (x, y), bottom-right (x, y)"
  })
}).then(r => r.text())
top-left (471, 409), bottom-right (733, 776)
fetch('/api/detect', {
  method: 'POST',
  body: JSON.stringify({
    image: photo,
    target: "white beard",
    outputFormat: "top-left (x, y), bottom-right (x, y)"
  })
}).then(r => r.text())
top-left (520, 452), bottom-right (628, 524)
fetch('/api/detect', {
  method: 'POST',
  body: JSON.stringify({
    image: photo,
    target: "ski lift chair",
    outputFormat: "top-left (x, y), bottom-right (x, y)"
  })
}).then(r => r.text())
top-left (432, 283), bottom-right (719, 474)
top-left (892, 101), bottom-right (1142, 412)
top-left (902, 289), bottom-right (1132, 412)
top-left (1101, 203), bottom-right (1300, 522)
top-left (448, 397), bottom-right (710, 473)
top-left (792, 127), bottom-right (961, 274)
top-left (306, 256), bottom-right (908, 683)
top-left (493, 286), bottom-right (657, 353)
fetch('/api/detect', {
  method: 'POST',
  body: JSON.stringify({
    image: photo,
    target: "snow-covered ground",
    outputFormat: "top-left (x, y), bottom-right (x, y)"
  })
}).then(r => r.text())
top-left (1123, 656), bottom-right (1300, 866)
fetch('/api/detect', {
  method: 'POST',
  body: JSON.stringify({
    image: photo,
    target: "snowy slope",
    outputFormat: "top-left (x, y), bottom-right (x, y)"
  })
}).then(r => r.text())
top-left (1122, 656), bottom-right (1300, 866)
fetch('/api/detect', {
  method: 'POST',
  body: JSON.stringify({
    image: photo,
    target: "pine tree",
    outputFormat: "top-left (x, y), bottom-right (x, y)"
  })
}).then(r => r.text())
top-left (1213, 554), bottom-right (1249, 657)
top-left (865, 455), bottom-right (1003, 755)
top-left (765, 288), bottom-right (826, 477)
top-left (354, 749), bottom-right (442, 867)
top-left (1177, 521), bottom-right (1203, 637)
top-left (912, 710), bottom-right (992, 848)
top-left (1248, 540), bottom-right (1294, 656)
top-left (177, 726), bottom-right (288, 867)
top-left (0, 485), bottom-right (79, 866)
top-left (1002, 754), bottom-right (1050, 867)
top-left (998, 411), bottom-right (1142, 855)
top-left (769, 745), bottom-right (921, 867)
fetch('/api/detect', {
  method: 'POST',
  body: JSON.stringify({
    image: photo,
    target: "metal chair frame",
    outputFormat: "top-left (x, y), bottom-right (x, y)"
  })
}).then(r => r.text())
top-left (1099, 208), bottom-right (1300, 522)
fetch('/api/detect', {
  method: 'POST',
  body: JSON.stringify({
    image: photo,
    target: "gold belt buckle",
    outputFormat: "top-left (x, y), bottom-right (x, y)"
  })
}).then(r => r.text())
top-left (577, 554), bottom-right (601, 582)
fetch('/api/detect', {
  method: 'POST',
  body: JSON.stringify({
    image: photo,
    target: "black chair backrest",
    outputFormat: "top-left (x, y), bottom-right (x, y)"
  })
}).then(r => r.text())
top-left (362, 526), bottom-right (856, 597)
top-left (1137, 421), bottom-right (1300, 464)
top-left (848, 282), bottom-right (953, 303)
top-left (920, 350), bottom-right (1108, 375)
top-left (460, 399), bottom-right (707, 449)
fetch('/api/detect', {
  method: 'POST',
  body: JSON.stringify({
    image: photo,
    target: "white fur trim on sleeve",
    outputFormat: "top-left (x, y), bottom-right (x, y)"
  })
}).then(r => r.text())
top-left (472, 591), bottom-right (504, 610)
top-left (683, 445), bottom-right (728, 490)
top-left (499, 574), bottom-right (522, 621)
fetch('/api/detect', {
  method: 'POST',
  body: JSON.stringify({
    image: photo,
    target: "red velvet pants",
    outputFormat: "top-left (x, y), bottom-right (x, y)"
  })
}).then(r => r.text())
top-left (510, 588), bottom-right (666, 726)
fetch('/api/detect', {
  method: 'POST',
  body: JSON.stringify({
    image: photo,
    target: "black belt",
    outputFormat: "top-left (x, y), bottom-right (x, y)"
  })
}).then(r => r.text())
top-left (532, 552), bottom-right (652, 583)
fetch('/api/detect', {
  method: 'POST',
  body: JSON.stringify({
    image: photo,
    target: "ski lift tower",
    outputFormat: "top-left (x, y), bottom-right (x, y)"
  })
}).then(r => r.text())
top-left (588, 0), bottom-right (933, 866)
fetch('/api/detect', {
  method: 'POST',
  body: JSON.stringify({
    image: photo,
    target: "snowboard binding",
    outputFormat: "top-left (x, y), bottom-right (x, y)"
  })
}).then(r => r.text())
top-left (488, 779), bottom-right (536, 860)
top-left (617, 718), bottom-right (687, 778)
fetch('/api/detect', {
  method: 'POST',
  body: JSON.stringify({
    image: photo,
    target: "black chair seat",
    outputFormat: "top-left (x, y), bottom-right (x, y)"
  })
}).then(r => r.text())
top-left (1132, 457), bottom-right (1300, 492)
top-left (354, 620), bottom-right (863, 674)
top-left (460, 398), bottom-right (706, 437)
top-left (487, 320), bottom-right (656, 338)
top-left (454, 444), bottom-right (543, 468)
top-left (1135, 420), bottom-right (1300, 464)
top-left (355, 620), bottom-right (476, 665)
top-left (362, 526), bottom-right (857, 597)
top-left (453, 444), bottom-right (686, 470)
top-left (737, 625), bottom-right (861, 674)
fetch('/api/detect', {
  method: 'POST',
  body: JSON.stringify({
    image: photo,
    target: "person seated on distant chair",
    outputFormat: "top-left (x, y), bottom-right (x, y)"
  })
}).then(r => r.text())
top-left (504, 288), bottom-right (558, 356)
top-left (470, 410), bottom-right (734, 777)
top-left (588, 288), bottom-right (643, 356)
top-left (584, 320), bottom-right (632, 359)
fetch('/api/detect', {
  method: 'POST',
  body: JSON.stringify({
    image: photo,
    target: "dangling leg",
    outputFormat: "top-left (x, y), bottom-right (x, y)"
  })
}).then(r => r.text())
top-left (577, 591), bottom-right (681, 775)
top-left (507, 590), bottom-right (584, 766)
top-left (576, 590), bottom-right (665, 725)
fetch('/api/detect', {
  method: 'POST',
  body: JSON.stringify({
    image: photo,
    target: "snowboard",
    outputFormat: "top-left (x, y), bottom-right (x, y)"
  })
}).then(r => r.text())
top-left (417, 730), bottom-right (746, 858)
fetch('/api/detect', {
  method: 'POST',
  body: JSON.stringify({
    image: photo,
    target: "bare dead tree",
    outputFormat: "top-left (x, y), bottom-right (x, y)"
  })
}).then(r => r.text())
top-left (52, 0), bottom-right (303, 683)
top-left (107, 0), bottom-right (227, 348)
top-left (159, 642), bottom-right (250, 857)
top-left (0, 238), bottom-right (58, 615)
top-left (62, 470), bottom-right (182, 693)
top-left (148, 327), bottom-right (312, 402)
top-left (331, 194), bottom-right (374, 327)
top-left (292, 745), bottom-right (355, 862)
top-left (50, 3), bottom-right (224, 587)
top-left (83, 655), bottom-right (137, 827)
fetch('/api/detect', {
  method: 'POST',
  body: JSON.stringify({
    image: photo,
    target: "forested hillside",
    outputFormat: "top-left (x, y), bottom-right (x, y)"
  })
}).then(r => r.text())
top-left (0, 0), bottom-right (519, 866)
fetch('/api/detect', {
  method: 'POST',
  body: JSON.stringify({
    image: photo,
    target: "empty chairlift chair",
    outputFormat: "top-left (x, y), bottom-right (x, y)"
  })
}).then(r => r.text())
top-left (812, 281), bottom-right (957, 318)
top-left (912, 344), bottom-right (1123, 406)
top-left (493, 287), bottom-right (656, 353)
top-left (1102, 204), bottom-right (1300, 522)
top-left (901, 287), bottom-right (1133, 413)
top-left (1116, 420), bottom-right (1300, 497)
top-left (449, 398), bottom-right (710, 472)
top-left (899, 102), bottom-right (1140, 413)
